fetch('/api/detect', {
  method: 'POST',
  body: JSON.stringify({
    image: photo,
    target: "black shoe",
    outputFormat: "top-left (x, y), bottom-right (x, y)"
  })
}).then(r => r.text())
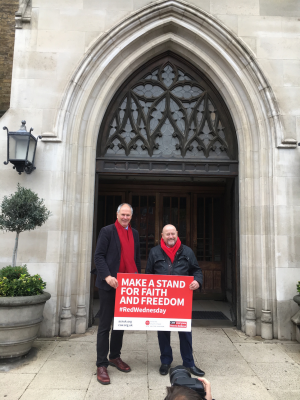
top-left (159, 364), bottom-right (171, 375)
top-left (187, 366), bottom-right (205, 377)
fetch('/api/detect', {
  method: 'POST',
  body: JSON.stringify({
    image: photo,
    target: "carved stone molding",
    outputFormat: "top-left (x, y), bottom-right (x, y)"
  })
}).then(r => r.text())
top-left (261, 310), bottom-right (273, 340)
top-left (96, 158), bottom-right (238, 176)
top-left (245, 307), bottom-right (256, 337)
top-left (59, 306), bottom-right (72, 337)
top-left (75, 305), bottom-right (87, 334)
top-left (100, 59), bottom-right (236, 160)
top-left (279, 138), bottom-right (298, 148)
top-left (15, 0), bottom-right (31, 29)
top-left (46, 0), bottom-right (295, 148)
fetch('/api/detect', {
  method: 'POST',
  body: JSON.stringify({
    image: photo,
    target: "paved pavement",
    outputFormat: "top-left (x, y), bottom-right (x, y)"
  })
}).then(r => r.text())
top-left (0, 326), bottom-right (300, 400)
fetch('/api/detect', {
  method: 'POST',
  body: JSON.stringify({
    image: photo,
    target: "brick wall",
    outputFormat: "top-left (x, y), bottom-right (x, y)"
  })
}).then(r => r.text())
top-left (0, 1), bottom-right (19, 117)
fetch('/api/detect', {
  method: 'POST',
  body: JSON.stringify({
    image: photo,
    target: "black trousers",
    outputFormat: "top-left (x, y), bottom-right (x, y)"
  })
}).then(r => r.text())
top-left (96, 289), bottom-right (124, 368)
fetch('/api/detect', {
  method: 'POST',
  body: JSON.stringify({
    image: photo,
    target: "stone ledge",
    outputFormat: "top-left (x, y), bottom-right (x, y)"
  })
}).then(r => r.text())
top-left (15, 0), bottom-right (31, 29)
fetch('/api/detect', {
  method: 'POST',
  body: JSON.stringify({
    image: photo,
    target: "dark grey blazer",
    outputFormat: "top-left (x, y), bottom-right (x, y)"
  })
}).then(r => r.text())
top-left (94, 224), bottom-right (141, 291)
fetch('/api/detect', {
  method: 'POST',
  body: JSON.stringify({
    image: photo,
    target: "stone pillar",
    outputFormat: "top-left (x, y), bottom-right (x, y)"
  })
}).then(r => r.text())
top-left (261, 310), bottom-right (273, 339)
top-left (60, 306), bottom-right (72, 336)
top-left (59, 231), bottom-right (73, 337)
top-left (76, 305), bottom-right (87, 334)
top-left (245, 307), bottom-right (256, 337)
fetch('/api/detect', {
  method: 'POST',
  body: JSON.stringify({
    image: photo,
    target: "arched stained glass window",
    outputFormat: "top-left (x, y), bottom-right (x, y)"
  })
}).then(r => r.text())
top-left (97, 53), bottom-right (237, 161)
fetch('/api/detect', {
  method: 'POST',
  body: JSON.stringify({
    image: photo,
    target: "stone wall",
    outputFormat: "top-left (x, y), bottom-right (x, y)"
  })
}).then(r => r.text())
top-left (0, 0), bottom-right (300, 339)
top-left (0, 1), bottom-right (19, 117)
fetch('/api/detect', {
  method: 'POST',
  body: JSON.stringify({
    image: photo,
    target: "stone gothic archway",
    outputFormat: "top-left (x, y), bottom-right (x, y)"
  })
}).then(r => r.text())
top-left (98, 53), bottom-right (238, 162)
top-left (46, 0), bottom-right (288, 339)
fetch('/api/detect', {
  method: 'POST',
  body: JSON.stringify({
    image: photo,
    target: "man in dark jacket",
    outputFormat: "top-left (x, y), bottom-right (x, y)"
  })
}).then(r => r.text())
top-left (146, 224), bottom-right (204, 377)
top-left (94, 203), bottom-right (141, 385)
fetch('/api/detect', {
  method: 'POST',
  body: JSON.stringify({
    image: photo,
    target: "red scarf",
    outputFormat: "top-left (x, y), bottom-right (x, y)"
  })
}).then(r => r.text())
top-left (115, 220), bottom-right (138, 274)
top-left (160, 237), bottom-right (182, 263)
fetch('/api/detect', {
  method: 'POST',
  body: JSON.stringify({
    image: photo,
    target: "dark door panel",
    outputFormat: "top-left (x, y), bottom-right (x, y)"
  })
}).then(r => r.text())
top-left (192, 195), bottom-right (225, 298)
top-left (160, 194), bottom-right (191, 247)
top-left (130, 194), bottom-right (156, 272)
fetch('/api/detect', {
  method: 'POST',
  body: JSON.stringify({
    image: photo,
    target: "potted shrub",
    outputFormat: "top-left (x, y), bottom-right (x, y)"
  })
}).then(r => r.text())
top-left (0, 266), bottom-right (50, 358)
top-left (0, 185), bottom-right (51, 358)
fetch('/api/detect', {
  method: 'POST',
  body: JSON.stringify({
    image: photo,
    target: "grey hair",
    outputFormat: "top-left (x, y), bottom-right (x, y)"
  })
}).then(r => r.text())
top-left (117, 203), bottom-right (133, 215)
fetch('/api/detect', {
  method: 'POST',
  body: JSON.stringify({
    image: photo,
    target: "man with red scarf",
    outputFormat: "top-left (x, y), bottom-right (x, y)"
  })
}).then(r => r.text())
top-left (146, 224), bottom-right (204, 377)
top-left (94, 203), bottom-right (141, 385)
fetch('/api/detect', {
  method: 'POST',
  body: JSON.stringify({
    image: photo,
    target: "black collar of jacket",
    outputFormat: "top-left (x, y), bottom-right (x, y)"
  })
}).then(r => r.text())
top-left (113, 224), bottom-right (121, 258)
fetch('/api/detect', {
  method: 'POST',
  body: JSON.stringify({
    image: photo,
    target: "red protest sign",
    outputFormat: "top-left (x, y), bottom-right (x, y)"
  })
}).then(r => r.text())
top-left (114, 273), bottom-right (193, 332)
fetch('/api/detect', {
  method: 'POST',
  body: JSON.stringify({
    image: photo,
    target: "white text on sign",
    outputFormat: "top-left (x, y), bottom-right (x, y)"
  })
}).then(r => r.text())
top-left (120, 278), bottom-right (185, 306)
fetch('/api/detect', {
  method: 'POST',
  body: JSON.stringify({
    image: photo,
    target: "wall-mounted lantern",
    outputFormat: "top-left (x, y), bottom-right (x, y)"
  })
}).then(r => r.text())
top-left (3, 120), bottom-right (42, 175)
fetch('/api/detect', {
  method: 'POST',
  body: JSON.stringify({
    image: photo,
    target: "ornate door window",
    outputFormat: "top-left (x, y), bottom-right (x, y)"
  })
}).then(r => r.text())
top-left (97, 53), bottom-right (237, 164)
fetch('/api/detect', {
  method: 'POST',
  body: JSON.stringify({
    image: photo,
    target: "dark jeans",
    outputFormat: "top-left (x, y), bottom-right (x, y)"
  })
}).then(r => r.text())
top-left (157, 330), bottom-right (194, 368)
top-left (96, 289), bottom-right (124, 368)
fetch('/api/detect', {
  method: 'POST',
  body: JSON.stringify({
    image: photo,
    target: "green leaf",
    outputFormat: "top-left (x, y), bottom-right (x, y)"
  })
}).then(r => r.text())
top-left (0, 266), bottom-right (46, 297)
top-left (0, 183), bottom-right (51, 234)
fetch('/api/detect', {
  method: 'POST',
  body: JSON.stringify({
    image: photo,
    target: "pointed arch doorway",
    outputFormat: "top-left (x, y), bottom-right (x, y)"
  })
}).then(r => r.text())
top-left (92, 52), bottom-right (239, 326)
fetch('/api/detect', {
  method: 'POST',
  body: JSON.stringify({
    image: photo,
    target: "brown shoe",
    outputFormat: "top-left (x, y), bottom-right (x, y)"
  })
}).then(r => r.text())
top-left (97, 366), bottom-right (110, 384)
top-left (109, 357), bottom-right (131, 372)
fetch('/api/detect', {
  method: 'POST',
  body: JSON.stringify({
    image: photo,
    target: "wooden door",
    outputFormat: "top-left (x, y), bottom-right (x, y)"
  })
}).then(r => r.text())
top-left (192, 195), bottom-right (225, 297)
top-left (129, 192), bottom-right (191, 272)
top-left (160, 194), bottom-right (191, 247)
top-left (96, 192), bottom-right (125, 238)
top-left (129, 193), bottom-right (157, 272)
top-left (92, 191), bottom-right (126, 304)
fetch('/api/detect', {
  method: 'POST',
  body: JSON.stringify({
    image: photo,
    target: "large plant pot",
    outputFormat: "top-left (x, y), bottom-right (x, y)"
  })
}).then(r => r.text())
top-left (293, 295), bottom-right (300, 306)
top-left (0, 291), bottom-right (51, 359)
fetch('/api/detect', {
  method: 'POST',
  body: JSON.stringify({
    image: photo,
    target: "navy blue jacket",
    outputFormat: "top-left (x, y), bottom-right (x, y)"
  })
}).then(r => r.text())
top-left (94, 224), bottom-right (141, 291)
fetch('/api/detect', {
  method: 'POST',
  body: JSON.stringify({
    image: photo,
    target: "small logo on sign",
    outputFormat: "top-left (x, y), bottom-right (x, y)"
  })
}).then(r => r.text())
top-left (145, 321), bottom-right (150, 325)
top-left (170, 321), bottom-right (187, 328)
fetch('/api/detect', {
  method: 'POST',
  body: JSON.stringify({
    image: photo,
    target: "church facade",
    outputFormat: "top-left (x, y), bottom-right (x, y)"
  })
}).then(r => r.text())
top-left (0, 0), bottom-right (300, 341)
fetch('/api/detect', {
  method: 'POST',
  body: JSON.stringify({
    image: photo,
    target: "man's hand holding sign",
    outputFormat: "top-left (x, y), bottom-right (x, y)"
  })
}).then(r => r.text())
top-left (189, 280), bottom-right (200, 290)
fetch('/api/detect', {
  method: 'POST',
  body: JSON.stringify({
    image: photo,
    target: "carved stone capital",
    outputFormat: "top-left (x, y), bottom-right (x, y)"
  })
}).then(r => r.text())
top-left (75, 305), bottom-right (87, 334)
top-left (60, 306), bottom-right (72, 337)
top-left (245, 307), bottom-right (256, 337)
top-left (261, 309), bottom-right (272, 324)
top-left (76, 305), bottom-right (87, 318)
top-left (246, 307), bottom-right (256, 320)
top-left (61, 306), bottom-right (72, 319)
top-left (261, 310), bottom-right (273, 339)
